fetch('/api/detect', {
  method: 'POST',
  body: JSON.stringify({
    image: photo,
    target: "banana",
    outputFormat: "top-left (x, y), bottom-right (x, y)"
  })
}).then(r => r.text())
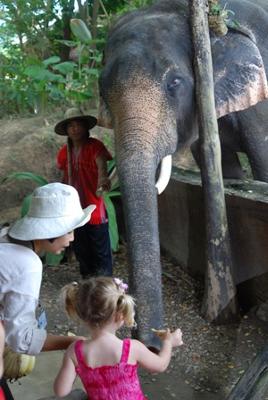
top-left (23, 354), bottom-right (35, 376)
top-left (3, 346), bottom-right (35, 380)
top-left (151, 328), bottom-right (169, 339)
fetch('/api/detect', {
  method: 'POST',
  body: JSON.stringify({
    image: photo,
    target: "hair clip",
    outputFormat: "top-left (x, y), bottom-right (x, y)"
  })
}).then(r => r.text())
top-left (114, 278), bottom-right (128, 293)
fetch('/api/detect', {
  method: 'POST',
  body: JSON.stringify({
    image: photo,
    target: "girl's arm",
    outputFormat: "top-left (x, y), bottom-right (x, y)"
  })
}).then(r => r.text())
top-left (133, 328), bottom-right (183, 373)
top-left (54, 344), bottom-right (77, 397)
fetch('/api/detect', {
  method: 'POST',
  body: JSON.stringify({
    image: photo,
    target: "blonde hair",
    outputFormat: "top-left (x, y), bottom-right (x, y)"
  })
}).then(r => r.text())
top-left (61, 277), bottom-right (135, 328)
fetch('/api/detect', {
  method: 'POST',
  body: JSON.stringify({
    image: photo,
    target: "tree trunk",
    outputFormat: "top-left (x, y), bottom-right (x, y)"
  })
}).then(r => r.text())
top-left (60, 0), bottom-right (75, 61)
top-left (91, 0), bottom-right (100, 44)
top-left (190, 0), bottom-right (238, 322)
top-left (76, 0), bottom-right (89, 23)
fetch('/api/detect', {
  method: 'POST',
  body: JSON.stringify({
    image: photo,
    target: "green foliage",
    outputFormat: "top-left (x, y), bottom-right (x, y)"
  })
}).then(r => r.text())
top-left (1, 171), bottom-right (48, 186)
top-left (115, 0), bottom-right (153, 15)
top-left (209, 2), bottom-right (239, 28)
top-left (0, 0), bottom-right (153, 117)
top-left (0, 6), bottom-right (100, 115)
top-left (104, 192), bottom-right (120, 252)
top-left (20, 194), bottom-right (32, 219)
top-left (102, 131), bottom-right (114, 154)
top-left (104, 159), bottom-right (121, 252)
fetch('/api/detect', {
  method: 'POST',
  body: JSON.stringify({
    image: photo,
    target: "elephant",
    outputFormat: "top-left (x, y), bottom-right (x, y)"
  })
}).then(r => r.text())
top-left (98, 0), bottom-right (268, 349)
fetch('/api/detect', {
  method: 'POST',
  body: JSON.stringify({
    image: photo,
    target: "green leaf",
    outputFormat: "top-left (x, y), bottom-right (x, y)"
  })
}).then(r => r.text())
top-left (107, 191), bottom-right (121, 198)
top-left (45, 251), bottom-right (64, 266)
top-left (87, 68), bottom-right (99, 77)
top-left (24, 66), bottom-right (63, 83)
top-left (108, 159), bottom-right (116, 173)
top-left (1, 172), bottom-right (48, 186)
top-left (43, 56), bottom-right (61, 67)
top-left (103, 193), bottom-right (119, 252)
top-left (24, 65), bottom-right (47, 80)
top-left (70, 19), bottom-right (92, 44)
top-left (48, 86), bottom-right (66, 100)
top-left (67, 89), bottom-right (93, 101)
top-left (21, 194), bottom-right (32, 217)
top-left (56, 39), bottom-right (77, 48)
top-left (52, 61), bottom-right (76, 75)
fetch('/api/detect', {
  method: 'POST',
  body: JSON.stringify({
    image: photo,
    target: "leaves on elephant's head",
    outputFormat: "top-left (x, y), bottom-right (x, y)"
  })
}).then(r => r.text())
top-left (208, 0), bottom-right (238, 36)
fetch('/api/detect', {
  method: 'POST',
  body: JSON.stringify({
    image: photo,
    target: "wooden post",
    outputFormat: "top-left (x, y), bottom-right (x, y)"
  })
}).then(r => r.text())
top-left (191, 0), bottom-right (238, 321)
top-left (227, 346), bottom-right (268, 399)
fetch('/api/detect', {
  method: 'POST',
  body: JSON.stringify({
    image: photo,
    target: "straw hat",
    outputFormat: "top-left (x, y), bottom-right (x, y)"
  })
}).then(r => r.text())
top-left (8, 183), bottom-right (96, 240)
top-left (54, 108), bottom-right (97, 136)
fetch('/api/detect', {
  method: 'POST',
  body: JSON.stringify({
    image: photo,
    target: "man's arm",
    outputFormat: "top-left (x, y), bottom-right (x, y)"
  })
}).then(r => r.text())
top-left (96, 155), bottom-right (111, 192)
top-left (4, 291), bottom-right (47, 355)
top-left (42, 334), bottom-right (81, 352)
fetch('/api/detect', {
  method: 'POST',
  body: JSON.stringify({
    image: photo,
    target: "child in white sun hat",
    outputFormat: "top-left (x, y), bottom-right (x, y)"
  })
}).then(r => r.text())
top-left (0, 183), bottom-right (95, 398)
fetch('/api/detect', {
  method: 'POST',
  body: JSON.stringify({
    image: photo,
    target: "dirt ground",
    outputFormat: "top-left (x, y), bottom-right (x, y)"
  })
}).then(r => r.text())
top-left (2, 116), bottom-right (268, 399)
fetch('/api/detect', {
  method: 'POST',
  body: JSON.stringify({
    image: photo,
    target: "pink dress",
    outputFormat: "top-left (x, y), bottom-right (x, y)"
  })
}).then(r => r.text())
top-left (74, 339), bottom-right (147, 400)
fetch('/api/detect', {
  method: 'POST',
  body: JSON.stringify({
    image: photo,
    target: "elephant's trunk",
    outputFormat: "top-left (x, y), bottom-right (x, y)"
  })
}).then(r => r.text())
top-left (106, 78), bottom-right (177, 348)
top-left (117, 148), bottom-right (163, 348)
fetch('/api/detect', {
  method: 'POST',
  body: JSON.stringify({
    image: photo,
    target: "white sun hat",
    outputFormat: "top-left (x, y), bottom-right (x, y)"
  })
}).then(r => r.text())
top-left (8, 183), bottom-right (96, 241)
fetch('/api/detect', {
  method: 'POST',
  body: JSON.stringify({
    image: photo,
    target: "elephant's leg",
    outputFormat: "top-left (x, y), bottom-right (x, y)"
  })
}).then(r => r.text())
top-left (190, 139), bottom-right (245, 179)
top-left (242, 139), bottom-right (268, 182)
top-left (237, 106), bottom-right (268, 183)
top-left (220, 147), bottom-right (245, 179)
top-left (190, 139), bottom-right (201, 171)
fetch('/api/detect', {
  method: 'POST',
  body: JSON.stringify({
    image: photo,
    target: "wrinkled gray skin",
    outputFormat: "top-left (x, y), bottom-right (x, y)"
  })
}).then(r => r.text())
top-left (98, 0), bottom-right (268, 348)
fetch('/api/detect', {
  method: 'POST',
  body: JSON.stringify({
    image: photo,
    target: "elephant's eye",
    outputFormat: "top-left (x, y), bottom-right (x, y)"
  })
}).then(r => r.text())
top-left (167, 77), bottom-right (181, 93)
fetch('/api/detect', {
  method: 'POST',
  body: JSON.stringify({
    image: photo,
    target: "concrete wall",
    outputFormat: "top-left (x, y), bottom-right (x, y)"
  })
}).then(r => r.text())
top-left (158, 169), bottom-right (268, 288)
top-left (114, 168), bottom-right (268, 304)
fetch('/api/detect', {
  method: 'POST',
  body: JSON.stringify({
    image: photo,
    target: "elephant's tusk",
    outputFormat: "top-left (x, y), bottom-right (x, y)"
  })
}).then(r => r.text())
top-left (155, 155), bottom-right (172, 195)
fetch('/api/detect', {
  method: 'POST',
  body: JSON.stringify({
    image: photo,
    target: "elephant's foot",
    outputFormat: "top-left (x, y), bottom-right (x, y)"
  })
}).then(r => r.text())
top-left (256, 301), bottom-right (268, 322)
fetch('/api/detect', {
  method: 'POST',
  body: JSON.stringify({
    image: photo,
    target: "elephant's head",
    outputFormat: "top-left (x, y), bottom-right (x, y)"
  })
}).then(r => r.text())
top-left (98, 0), bottom-right (268, 348)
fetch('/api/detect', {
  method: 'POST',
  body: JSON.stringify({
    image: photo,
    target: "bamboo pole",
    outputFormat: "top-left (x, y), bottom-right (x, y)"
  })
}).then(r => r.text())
top-left (190, 0), bottom-right (238, 321)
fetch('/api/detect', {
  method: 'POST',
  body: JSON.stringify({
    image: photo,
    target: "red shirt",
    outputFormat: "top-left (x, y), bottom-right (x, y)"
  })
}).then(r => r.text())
top-left (57, 138), bottom-right (112, 225)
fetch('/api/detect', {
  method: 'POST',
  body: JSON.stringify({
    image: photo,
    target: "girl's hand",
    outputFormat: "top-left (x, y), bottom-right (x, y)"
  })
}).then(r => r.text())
top-left (152, 328), bottom-right (183, 347)
top-left (170, 328), bottom-right (183, 347)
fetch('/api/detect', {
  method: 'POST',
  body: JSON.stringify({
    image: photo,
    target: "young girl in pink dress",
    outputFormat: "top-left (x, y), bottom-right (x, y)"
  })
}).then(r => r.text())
top-left (54, 277), bottom-right (183, 399)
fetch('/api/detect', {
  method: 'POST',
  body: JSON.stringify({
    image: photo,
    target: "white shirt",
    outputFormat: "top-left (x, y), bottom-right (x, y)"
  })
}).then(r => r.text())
top-left (0, 239), bottom-right (47, 354)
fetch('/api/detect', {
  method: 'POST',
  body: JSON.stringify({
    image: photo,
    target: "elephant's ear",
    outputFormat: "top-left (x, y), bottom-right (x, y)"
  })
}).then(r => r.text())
top-left (97, 96), bottom-right (114, 129)
top-left (212, 31), bottom-right (268, 119)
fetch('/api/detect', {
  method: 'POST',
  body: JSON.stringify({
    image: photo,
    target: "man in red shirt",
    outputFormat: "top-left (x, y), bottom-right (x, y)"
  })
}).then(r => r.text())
top-left (55, 109), bottom-right (113, 278)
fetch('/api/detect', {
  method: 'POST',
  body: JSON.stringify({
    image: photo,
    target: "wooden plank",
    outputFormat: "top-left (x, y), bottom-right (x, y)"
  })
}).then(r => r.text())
top-left (191, 0), bottom-right (238, 321)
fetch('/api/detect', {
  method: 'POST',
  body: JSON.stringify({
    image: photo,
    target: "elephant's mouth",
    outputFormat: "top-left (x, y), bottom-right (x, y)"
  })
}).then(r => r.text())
top-left (155, 154), bottom-right (172, 194)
